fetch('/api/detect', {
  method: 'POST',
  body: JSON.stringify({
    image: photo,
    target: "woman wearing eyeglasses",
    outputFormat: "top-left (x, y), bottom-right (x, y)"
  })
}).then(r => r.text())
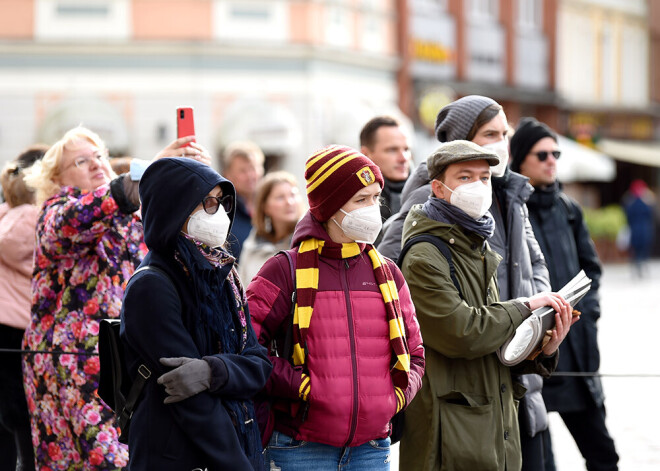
top-left (120, 157), bottom-right (271, 470)
top-left (21, 126), bottom-right (207, 469)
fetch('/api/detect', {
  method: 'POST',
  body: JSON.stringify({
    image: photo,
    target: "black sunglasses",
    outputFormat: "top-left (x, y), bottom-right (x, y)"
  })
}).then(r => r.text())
top-left (202, 194), bottom-right (233, 215)
top-left (532, 150), bottom-right (561, 161)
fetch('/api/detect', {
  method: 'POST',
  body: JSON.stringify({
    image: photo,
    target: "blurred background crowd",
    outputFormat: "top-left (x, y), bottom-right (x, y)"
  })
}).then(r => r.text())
top-left (0, 0), bottom-right (658, 262)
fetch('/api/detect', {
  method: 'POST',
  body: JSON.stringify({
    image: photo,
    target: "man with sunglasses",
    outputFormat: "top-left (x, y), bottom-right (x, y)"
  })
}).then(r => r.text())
top-left (511, 117), bottom-right (619, 471)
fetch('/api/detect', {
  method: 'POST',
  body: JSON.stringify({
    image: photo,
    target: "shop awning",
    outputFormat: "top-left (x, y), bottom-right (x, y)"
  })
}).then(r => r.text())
top-left (556, 135), bottom-right (616, 182)
top-left (597, 138), bottom-right (660, 168)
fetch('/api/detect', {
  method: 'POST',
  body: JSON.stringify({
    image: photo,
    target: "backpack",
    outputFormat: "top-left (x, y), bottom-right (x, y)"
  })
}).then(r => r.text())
top-left (254, 250), bottom-right (296, 447)
top-left (97, 265), bottom-right (172, 444)
top-left (391, 234), bottom-right (462, 444)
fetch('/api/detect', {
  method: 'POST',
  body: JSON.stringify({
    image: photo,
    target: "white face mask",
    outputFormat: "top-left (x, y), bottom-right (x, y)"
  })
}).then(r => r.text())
top-left (441, 180), bottom-right (492, 219)
top-left (333, 204), bottom-right (382, 244)
top-left (482, 139), bottom-right (509, 178)
top-left (186, 208), bottom-right (231, 248)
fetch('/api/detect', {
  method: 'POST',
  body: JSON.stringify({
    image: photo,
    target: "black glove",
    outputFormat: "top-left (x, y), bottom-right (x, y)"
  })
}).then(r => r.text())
top-left (157, 357), bottom-right (211, 404)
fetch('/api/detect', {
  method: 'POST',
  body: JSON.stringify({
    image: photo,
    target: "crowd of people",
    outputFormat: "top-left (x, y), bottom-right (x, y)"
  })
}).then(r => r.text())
top-left (1, 94), bottom-right (646, 470)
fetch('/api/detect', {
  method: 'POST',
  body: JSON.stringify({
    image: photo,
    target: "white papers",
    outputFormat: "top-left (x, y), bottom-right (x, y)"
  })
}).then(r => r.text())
top-left (497, 270), bottom-right (592, 367)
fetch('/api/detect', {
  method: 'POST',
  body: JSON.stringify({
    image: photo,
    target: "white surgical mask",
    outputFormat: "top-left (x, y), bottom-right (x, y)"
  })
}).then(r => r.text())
top-left (482, 139), bottom-right (509, 177)
top-left (333, 204), bottom-right (382, 244)
top-left (441, 180), bottom-right (492, 219)
top-left (186, 208), bottom-right (231, 248)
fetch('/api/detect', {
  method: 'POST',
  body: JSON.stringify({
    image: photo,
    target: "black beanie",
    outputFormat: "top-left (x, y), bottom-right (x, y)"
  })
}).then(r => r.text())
top-left (509, 117), bottom-right (557, 173)
top-left (435, 95), bottom-right (498, 142)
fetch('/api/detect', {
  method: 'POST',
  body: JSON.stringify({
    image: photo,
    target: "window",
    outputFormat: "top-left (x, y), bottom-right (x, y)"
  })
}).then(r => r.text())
top-left (325, 0), bottom-right (352, 48)
top-left (35, 0), bottom-right (129, 40)
top-left (468, 0), bottom-right (498, 23)
top-left (517, 0), bottom-right (543, 30)
top-left (213, 1), bottom-right (288, 41)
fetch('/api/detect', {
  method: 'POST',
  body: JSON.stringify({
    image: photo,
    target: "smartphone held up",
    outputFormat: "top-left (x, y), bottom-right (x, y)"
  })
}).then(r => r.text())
top-left (177, 107), bottom-right (196, 147)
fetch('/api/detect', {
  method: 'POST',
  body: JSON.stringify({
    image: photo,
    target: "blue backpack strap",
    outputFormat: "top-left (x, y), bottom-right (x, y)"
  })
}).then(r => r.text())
top-left (398, 234), bottom-right (463, 299)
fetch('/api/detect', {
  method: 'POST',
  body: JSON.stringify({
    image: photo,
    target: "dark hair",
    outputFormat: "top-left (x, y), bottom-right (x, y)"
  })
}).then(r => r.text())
top-left (465, 104), bottom-right (503, 142)
top-left (16, 144), bottom-right (49, 168)
top-left (359, 116), bottom-right (400, 149)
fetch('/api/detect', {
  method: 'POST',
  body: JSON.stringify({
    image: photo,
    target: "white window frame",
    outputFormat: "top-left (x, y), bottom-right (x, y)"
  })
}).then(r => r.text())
top-left (35, 0), bottom-right (130, 40)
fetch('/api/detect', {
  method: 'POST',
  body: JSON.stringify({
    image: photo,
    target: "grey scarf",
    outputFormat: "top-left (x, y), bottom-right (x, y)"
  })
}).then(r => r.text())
top-left (423, 197), bottom-right (495, 239)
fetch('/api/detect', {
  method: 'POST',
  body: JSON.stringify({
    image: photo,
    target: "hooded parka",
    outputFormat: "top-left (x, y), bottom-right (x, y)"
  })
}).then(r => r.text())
top-left (120, 158), bottom-right (271, 471)
top-left (399, 205), bottom-right (556, 471)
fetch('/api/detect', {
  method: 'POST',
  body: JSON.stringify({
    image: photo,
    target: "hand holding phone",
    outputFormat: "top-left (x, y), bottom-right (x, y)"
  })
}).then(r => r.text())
top-left (177, 107), bottom-right (196, 147)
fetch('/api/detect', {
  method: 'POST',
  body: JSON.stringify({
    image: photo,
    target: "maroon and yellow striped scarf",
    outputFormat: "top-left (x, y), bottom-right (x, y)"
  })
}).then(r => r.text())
top-left (293, 237), bottom-right (410, 411)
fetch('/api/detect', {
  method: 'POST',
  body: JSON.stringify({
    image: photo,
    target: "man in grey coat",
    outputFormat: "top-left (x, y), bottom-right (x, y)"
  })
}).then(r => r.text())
top-left (379, 96), bottom-right (555, 469)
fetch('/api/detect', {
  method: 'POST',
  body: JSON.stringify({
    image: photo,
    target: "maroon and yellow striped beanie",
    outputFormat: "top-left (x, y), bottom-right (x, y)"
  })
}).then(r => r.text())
top-left (305, 145), bottom-right (384, 222)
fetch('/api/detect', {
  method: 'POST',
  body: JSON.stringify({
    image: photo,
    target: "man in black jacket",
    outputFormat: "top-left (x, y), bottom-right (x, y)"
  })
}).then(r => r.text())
top-left (511, 117), bottom-right (619, 471)
top-left (359, 116), bottom-right (411, 225)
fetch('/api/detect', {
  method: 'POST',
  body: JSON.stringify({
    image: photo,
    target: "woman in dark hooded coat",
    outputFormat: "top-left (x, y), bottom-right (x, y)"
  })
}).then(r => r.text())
top-left (120, 157), bottom-right (272, 470)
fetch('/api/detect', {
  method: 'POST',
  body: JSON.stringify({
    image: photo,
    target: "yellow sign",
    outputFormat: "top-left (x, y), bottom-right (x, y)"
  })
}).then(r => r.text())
top-left (411, 39), bottom-right (454, 64)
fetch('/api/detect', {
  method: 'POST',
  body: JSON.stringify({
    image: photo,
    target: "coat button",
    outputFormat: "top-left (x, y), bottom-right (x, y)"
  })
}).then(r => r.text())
top-left (412, 221), bottom-right (417, 226)
top-left (513, 262), bottom-right (519, 267)
top-left (449, 238), bottom-right (455, 244)
top-left (504, 430), bottom-right (509, 440)
top-left (500, 384), bottom-right (506, 393)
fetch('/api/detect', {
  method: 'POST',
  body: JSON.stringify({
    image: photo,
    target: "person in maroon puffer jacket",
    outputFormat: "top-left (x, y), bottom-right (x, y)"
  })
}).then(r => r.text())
top-left (247, 145), bottom-right (425, 470)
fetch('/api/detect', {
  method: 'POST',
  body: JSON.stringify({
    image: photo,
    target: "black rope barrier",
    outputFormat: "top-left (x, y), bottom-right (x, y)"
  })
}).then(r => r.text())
top-left (1, 348), bottom-right (659, 377)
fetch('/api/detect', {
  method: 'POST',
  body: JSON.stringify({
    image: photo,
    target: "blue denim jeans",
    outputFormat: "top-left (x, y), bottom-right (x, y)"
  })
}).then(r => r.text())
top-left (265, 431), bottom-right (391, 471)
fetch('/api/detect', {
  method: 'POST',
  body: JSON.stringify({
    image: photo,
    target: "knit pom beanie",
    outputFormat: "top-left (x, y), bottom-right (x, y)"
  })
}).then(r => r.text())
top-left (305, 145), bottom-right (383, 222)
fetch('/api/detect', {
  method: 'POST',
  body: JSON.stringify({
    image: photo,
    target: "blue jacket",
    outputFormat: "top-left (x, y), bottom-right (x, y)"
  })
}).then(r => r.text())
top-left (120, 158), bottom-right (271, 470)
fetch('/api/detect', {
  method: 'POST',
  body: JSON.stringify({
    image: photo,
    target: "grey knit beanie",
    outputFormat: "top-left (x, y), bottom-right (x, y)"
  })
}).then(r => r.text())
top-left (435, 95), bottom-right (498, 142)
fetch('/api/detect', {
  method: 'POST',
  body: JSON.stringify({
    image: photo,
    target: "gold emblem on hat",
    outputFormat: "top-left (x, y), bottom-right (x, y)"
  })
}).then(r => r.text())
top-left (357, 167), bottom-right (374, 186)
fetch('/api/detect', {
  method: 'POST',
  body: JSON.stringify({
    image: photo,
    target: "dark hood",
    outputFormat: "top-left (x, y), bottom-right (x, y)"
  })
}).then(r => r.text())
top-left (139, 158), bottom-right (236, 252)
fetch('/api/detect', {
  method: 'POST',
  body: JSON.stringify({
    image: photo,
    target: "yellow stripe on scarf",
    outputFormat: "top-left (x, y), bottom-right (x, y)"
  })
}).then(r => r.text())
top-left (295, 305), bottom-right (312, 329)
top-left (379, 280), bottom-right (399, 304)
top-left (296, 268), bottom-right (319, 290)
top-left (293, 342), bottom-right (305, 366)
top-left (341, 243), bottom-right (361, 259)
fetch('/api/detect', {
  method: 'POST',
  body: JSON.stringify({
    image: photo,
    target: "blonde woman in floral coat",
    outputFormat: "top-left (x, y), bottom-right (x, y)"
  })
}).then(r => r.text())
top-left (22, 127), bottom-right (208, 469)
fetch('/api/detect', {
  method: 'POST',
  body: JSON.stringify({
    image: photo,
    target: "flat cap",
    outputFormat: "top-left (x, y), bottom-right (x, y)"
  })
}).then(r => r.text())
top-left (427, 140), bottom-right (500, 180)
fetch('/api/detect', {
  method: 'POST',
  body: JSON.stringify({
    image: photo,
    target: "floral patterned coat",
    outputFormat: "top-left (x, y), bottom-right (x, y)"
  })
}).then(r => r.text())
top-left (22, 184), bottom-right (147, 470)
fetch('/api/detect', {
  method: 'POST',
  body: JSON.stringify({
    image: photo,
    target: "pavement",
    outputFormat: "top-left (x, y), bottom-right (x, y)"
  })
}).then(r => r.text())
top-left (390, 259), bottom-right (660, 470)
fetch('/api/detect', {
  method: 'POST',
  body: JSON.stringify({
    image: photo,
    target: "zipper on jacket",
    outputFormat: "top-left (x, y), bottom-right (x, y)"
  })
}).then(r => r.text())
top-left (340, 258), bottom-right (359, 446)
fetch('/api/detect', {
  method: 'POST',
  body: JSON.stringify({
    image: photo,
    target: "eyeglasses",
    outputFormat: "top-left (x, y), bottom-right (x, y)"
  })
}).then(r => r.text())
top-left (67, 153), bottom-right (108, 170)
top-left (202, 194), bottom-right (233, 215)
top-left (531, 150), bottom-right (561, 161)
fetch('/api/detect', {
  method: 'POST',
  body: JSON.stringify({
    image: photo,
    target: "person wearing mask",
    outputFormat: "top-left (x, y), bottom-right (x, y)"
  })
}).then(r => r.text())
top-left (121, 157), bottom-right (272, 470)
top-left (399, 140), bottom-right (576, 470)
top-left (22, 127), bottom-right (205, 469)
top-left (511, 117), bottom-right (619, 471)
top-left (378, 95), bottom-right (554, 469)
top-left (222, 141), bottom-right (265, 262)
top-left (0, 145), bottom-right (47, 471)
top-left (359, 116), bottom-right (411, 225)
top-left (247, 145), bottom-right (425, 470)
top-left (238, 171), bottom-right (304, 285)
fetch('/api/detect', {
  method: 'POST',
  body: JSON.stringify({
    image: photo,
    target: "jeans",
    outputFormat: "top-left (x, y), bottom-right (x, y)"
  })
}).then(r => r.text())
top-left (265, 431), bottom-right (391, 471)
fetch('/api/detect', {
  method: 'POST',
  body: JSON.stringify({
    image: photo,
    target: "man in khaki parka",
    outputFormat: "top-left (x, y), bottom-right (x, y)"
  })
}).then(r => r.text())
top-left (399, 140), bottom-right (576, 471)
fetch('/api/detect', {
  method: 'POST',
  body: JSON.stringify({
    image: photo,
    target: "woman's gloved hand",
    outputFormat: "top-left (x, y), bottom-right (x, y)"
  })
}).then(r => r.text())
top-left (157, 357), bottom-right (211, 404)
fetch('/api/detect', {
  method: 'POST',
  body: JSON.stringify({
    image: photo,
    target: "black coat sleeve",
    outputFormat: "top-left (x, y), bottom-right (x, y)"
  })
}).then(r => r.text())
top-left (121, 269), bottom-right (254, 470)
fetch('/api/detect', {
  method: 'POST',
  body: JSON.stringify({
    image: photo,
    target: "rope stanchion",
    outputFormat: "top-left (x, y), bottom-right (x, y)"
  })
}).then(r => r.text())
top-left (0, 348), bottom-right (98, 356)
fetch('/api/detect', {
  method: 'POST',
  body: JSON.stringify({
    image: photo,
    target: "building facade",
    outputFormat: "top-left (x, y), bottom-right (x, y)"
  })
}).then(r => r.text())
top-left (0, 0), bottom-right (410, 175)
top-left (405, 0), bottom-right (560, 158)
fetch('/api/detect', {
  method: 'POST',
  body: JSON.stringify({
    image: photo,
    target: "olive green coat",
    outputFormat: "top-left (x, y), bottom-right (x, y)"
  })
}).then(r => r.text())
top-left (399, 205), bottom-right (552, 471)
